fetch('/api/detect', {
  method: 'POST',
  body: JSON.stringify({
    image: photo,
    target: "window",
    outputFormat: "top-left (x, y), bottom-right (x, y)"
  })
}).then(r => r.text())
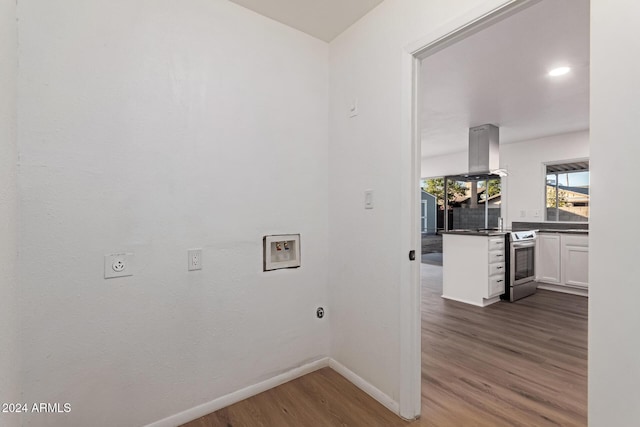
top-left (545, 160), bottom-right (589, 222)
top-left (423, 176), bottom-right (502, 230)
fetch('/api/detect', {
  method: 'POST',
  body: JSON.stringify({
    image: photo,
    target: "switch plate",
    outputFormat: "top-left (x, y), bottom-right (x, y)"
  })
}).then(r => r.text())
top-left (188, 249), bottom-right (202, 271)
top-left (104, 253), bottom-right (134, 279)
top-left (364, 190), bottom-right (374, 209)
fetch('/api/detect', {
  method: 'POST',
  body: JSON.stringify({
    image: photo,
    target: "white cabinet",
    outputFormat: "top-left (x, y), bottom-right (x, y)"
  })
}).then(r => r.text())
top-left (561, 234), bottom-right (589, 288)
top-left (442, 234), bottom-right (505, 307)
top-left (536, 232), bottom-right (588, 291)
top-left (487, 237), bottom-right (506, 298)
top-left (536, 233), bottom-right (561, 284)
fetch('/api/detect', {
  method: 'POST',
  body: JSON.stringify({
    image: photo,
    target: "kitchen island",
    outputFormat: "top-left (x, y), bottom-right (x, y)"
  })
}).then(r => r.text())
top-left (442, 230), bottom-right (507, 307)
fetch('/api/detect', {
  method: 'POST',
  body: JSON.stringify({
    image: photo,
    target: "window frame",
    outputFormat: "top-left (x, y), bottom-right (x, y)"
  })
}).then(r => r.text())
top-left (543, 158), bottom-right (590, 223)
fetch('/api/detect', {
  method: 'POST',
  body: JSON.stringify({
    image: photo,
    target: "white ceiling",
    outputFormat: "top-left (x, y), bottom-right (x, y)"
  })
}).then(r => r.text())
top-left (228, 0), bottom-right (383, 42)
top-left (421, 0), bottom-right (590, 158)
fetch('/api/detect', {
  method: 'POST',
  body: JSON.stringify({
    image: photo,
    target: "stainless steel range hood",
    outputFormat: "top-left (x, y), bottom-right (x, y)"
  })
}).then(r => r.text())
top-left (469, 124), bottom-right (499, 174)
top-left (443, 124), bottom-right (505, 231)
top-left (453, 124), bottom-right (507, 180)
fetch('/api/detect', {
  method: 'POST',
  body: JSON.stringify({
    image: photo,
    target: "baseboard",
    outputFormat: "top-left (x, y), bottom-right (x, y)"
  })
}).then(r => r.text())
top-left (145, 356), bottom-right (401, 427)
top-left (328, 358), bottom-right (400, 415)
top-left (482, 296), bottom-right (501, 306)
top-left (441, 294), bottom-right (487, 307)
top-left (145, 357), bottom-right (330, 427)
top-left (538, 283), bottom-right (588, 297)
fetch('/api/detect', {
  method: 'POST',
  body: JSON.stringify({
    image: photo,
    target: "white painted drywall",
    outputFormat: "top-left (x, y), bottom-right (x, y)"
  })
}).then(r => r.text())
top-left (17, 1), bottom-right (329, 426)
top-left (590, 0), bottom-right (640, 424)
top-left (13, 0), bottom-right (636, 424)
top-left (0, 0), bottom-right (19, 425)
top-left (421, 151), bottom-right (468, 178)
top-left (328, 0), bottom-right (521, 409)
top-left (499, 130), bottom-right (589, 226)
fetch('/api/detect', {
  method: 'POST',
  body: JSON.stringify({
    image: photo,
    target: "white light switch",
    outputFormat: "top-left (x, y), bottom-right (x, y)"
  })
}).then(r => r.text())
top-left (364, 190), bottom-right (374, 209)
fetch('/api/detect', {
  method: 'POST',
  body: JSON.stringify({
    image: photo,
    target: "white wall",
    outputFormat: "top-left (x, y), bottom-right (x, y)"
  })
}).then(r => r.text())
top-left (328, 0), bottom-right (516, 410)
top-left (17, 1), bottom-right (329, 426)
top-left (500, 130), bottom-right (589, 226)
top-left (0, 0), bottom-right (20, 426)
top-left (12, 0), bottom-right (639, 425)
top-left (421, 150), bottom-right (467, 178)
top-left (590, 0), bottom-right (640, 424)
top-left (332, 0), bottom-right (640, 422)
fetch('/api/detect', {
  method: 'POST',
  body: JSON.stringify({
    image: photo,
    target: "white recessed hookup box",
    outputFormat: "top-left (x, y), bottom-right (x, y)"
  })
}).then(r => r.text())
top-left (263, 234), bottom-right (301, 271)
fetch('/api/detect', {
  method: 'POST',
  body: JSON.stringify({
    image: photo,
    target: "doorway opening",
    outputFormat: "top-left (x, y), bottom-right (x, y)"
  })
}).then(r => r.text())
top-left (407, 0), bottom-right (589, 423)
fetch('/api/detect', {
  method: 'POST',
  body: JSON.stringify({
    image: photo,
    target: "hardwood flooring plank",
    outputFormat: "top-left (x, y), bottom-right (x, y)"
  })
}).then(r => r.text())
top-left (418, 264), bottom-right (587, 427)
top-left (182, 263), bottom-right (587, 427)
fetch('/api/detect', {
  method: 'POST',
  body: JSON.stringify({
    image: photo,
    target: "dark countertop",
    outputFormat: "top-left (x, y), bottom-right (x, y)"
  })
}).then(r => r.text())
top-left (442, 228), bottom-right (588, 236)
top-left (512, 221), bottom-right (588, 232)
top-left (536, 229), bottom-right (589, 234)
top-left (441, 229), bottom-right (508, 237)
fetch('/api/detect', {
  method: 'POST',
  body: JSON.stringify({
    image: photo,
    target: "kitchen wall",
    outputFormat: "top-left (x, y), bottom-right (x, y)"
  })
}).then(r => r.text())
top-left (500, 130), bottom-right (589, 227)
top-left (17, 1), bottom-right (329, 426)
top-left (421, 150), bottom-right (467, 178)
top-left (590, 0), bottom-right (640, 425)
top-left (329, 0), bottom-right (519, 412)
top-left (0, 0), bottom-right (19, 426)
top-left (420, 130), bottom-right (589, 225)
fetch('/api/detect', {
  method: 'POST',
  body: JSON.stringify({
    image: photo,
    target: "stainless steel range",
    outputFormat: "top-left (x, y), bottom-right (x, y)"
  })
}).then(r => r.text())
top-left (503, 230), bottom-right (537, 302)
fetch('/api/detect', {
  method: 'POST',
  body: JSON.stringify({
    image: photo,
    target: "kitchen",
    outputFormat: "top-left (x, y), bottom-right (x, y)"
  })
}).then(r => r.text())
top-left (418, 0), bottom-right (589, 424)
top-left (420, 0), bottom-right (589, 305)
top-left (438, 128), bottom-right (589, 307)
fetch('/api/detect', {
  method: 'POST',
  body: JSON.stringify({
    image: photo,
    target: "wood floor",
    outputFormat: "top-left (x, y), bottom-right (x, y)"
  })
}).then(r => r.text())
top-left (419, 263), bottom-right (587, 426)
top-left (182, 367), bottom-right (409, 427)
top-left (182, 264), bottom-right (587, 426)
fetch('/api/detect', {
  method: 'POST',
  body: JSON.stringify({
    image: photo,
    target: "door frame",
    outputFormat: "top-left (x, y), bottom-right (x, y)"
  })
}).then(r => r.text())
top-left (398, 0), bottom-right (542, 419)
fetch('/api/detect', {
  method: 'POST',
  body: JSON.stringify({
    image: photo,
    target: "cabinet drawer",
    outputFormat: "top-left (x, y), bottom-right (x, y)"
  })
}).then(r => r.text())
top-left (489, 262), bottom-right (505, 276)
top-left (562, 234), bottom-right (589, 248)
top-left (489, 238), bottom-right (505, 251)
top-left (488, 274), bottom-right (506, 297)
top-left (488, 250), bottom-right (505, 264)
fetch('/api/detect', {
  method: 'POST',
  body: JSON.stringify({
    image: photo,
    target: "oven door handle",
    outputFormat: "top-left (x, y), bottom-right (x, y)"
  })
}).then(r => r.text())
top-left (512, 241), bottom-right (536, 249)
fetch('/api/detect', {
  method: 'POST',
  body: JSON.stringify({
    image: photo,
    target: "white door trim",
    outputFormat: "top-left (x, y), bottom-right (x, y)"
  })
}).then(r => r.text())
top-left (398, 0), bottom-right (542, 419)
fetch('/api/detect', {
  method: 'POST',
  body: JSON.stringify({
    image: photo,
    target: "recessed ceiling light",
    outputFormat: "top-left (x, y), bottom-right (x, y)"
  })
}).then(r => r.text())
top-left (548, 66), bottom-right (571, 76)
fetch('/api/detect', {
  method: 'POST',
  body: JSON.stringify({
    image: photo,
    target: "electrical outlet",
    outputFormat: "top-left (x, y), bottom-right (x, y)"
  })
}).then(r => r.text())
top-left (112, 260), bottom-right (125, 272)
top-left (188, 249), bottom-right (202, 271)
top-left (104, 253), bottom-right (134, 279)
